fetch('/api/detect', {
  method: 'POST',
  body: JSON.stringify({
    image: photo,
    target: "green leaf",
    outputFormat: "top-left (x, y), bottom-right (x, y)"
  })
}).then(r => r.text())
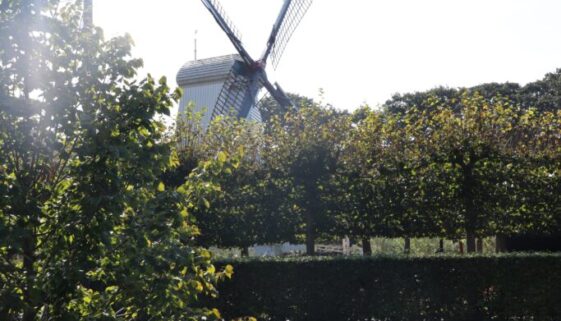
top-left (217, 151), bottom-right (228, 163)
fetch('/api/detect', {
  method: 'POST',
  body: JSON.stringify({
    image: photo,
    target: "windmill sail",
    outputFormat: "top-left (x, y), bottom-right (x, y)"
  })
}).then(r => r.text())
top-left (260, 76), bottom-right (293, 110)
top-left (201, 0), bottom-right (253, 65)
top-left (269, 0), bottom-right (312, 68)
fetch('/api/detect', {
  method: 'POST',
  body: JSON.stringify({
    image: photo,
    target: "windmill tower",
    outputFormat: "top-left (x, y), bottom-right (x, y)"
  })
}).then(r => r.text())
top-left (176, 0), bottom-right (312, 128)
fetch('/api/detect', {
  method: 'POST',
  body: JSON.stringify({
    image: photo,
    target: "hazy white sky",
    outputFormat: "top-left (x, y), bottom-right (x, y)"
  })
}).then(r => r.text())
top-left (94, 0), bottom-right (561, 114)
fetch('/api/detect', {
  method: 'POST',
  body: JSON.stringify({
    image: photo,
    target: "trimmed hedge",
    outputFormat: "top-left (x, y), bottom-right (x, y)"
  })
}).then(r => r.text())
top-left (210, 254), bottom-right (561, 321)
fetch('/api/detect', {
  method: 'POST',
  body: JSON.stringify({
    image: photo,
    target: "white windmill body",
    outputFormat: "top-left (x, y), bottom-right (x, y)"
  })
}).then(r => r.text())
top-left (176, 0), bottom-right (312, 128)
top-left (176, 55), bottom-right (262, 129)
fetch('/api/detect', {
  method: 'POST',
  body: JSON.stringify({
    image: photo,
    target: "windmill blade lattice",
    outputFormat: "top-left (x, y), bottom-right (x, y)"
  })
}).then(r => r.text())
top-left (202, 0), bottom-right (243, 43)
top-left (212, 69), bottom-right (251, 119)
top-left (270, 0), bottom-right (312, 69)
top-left (257, 92), bottom-right (272, 108)
top-left (201, 0), bottom-right (256, 65)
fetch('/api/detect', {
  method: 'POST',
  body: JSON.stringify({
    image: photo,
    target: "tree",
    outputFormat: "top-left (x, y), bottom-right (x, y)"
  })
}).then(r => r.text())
top-left (384, 87), bottom-right (460, 115)
top-left (162, 104), bottom-right (207, 188)
top-left (499, 108), bottom-right (561, 239)
top-left (265, 104), bottom-right (351, 255)
top-left (1, 2), bottom-right (228, 319)
top-left (410, 92), bottom-right (530, 252)
top-left (520, 69), bottom-right (561, 112)
top-left (257, 92), bottom-right (314, 124)
top-left (334, 107), bottom-right (389, 255)
top-left (170, 108), bottom-right (299, 253)
top-left (384, 68), bottom-right (561, 116)
top-left (335, 107), bottom-right (445, 255)
top-left (187, 116), bottom-right (272, 253)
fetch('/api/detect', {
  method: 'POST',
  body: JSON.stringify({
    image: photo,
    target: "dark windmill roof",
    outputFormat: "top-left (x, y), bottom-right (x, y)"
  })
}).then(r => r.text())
top-left (176, 54), bottom-right (242, 86)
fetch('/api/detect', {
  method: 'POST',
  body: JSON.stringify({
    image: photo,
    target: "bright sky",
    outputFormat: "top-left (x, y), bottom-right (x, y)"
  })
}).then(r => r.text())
top-left (94, 0), bottom-right (561, 115)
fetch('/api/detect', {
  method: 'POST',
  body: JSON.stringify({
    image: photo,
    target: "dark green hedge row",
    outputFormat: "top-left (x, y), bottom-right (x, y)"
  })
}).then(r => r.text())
top-left (210, 254), bottom-right (561, 321)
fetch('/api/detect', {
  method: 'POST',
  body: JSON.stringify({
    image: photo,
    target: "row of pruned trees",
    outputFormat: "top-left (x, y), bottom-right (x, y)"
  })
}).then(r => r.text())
top-left (178, 89), bottom-right (561, 255)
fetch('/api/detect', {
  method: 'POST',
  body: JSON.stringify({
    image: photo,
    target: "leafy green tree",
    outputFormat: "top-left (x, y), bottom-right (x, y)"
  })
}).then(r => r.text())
top-left (334, 107), bottom-right (388, 254)
top-left (162, 104), bottom-right (207, 188)
top-left (257, 92), bottom-right (314, 124)
top-left (520, 69), bottom-right (561, 111)
top-left (469, 82), bottom-right (522, 105)
top-left (335, 107), bottom-right (446, 254)
top-left (1, 2), bottom-right (228, 320)
top-left (187, 116), bottom-right (267, 253)
top-left (410, 92), bottom-right (530, 252)
top-left (499, 109), bottom-right (561, 238)
top-left (384, 87), bottom-right (460, 115)
top-left (265, 104), bottom-right (351, 255)
top-left (171, 106), bottom-right (299, 254)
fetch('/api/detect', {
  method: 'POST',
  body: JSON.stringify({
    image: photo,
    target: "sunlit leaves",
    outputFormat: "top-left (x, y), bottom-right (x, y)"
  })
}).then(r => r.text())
top-left (264, 103), bottom-right (352, 253)
top-left (0, 1), bottom-right (224, 320)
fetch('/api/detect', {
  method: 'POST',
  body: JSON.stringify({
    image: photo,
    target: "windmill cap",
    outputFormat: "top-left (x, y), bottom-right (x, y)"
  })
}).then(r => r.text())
top-left (176, 54), bottom-right (243, 86)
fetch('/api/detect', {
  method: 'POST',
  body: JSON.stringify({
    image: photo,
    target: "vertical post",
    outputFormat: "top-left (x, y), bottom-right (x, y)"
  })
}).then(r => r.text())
top-left (194, 30), bottom-right (198, 60)
top-left (342, 236), bottom-right (350, 255)
top-left (83, 0), bottom-right (93, 29)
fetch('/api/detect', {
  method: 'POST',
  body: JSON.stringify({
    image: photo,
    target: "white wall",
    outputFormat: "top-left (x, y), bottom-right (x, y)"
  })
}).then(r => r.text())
top-left (178, 80), bottom-right (224, 129)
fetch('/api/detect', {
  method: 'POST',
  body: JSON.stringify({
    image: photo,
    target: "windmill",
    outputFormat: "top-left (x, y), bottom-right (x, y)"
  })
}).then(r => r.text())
top-left (176, 0), bottom-right (312, 128)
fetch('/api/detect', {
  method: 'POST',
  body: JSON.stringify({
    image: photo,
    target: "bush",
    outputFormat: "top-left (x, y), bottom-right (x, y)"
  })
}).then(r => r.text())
top-left (211, 254), bottom-right (561, 321)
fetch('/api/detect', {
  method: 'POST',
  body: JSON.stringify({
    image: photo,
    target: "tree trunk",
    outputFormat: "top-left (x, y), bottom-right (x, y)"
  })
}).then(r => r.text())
top-left (404, 237), bottom-right (411, 254)
top-left (362, 237), bottom-right (372, 256)
top-left (466, 232), bottom-right (476, 253)
top-left (306, 234), bottom-right (315, 255)
top-left (22, 237), bottom-right (36, 321)
top-left (241, 246), bottom-right (249, 257)
top-left (460, 156), bottom-right (478, 254)
top-left (459, 240), bottom-right (464, 254)
top-left (306, 211), bottom-right (315, 256)
top-left (438, 239), bottom-right (445, 253)
top-left (476, 238), bottom-right (483, 253)
top-left (495, 235), bottom-right (507, 253)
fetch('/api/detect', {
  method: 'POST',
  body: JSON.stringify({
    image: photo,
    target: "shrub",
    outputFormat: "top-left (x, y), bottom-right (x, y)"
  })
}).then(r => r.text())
top-left (211, 254), bottom-right (561, 321)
